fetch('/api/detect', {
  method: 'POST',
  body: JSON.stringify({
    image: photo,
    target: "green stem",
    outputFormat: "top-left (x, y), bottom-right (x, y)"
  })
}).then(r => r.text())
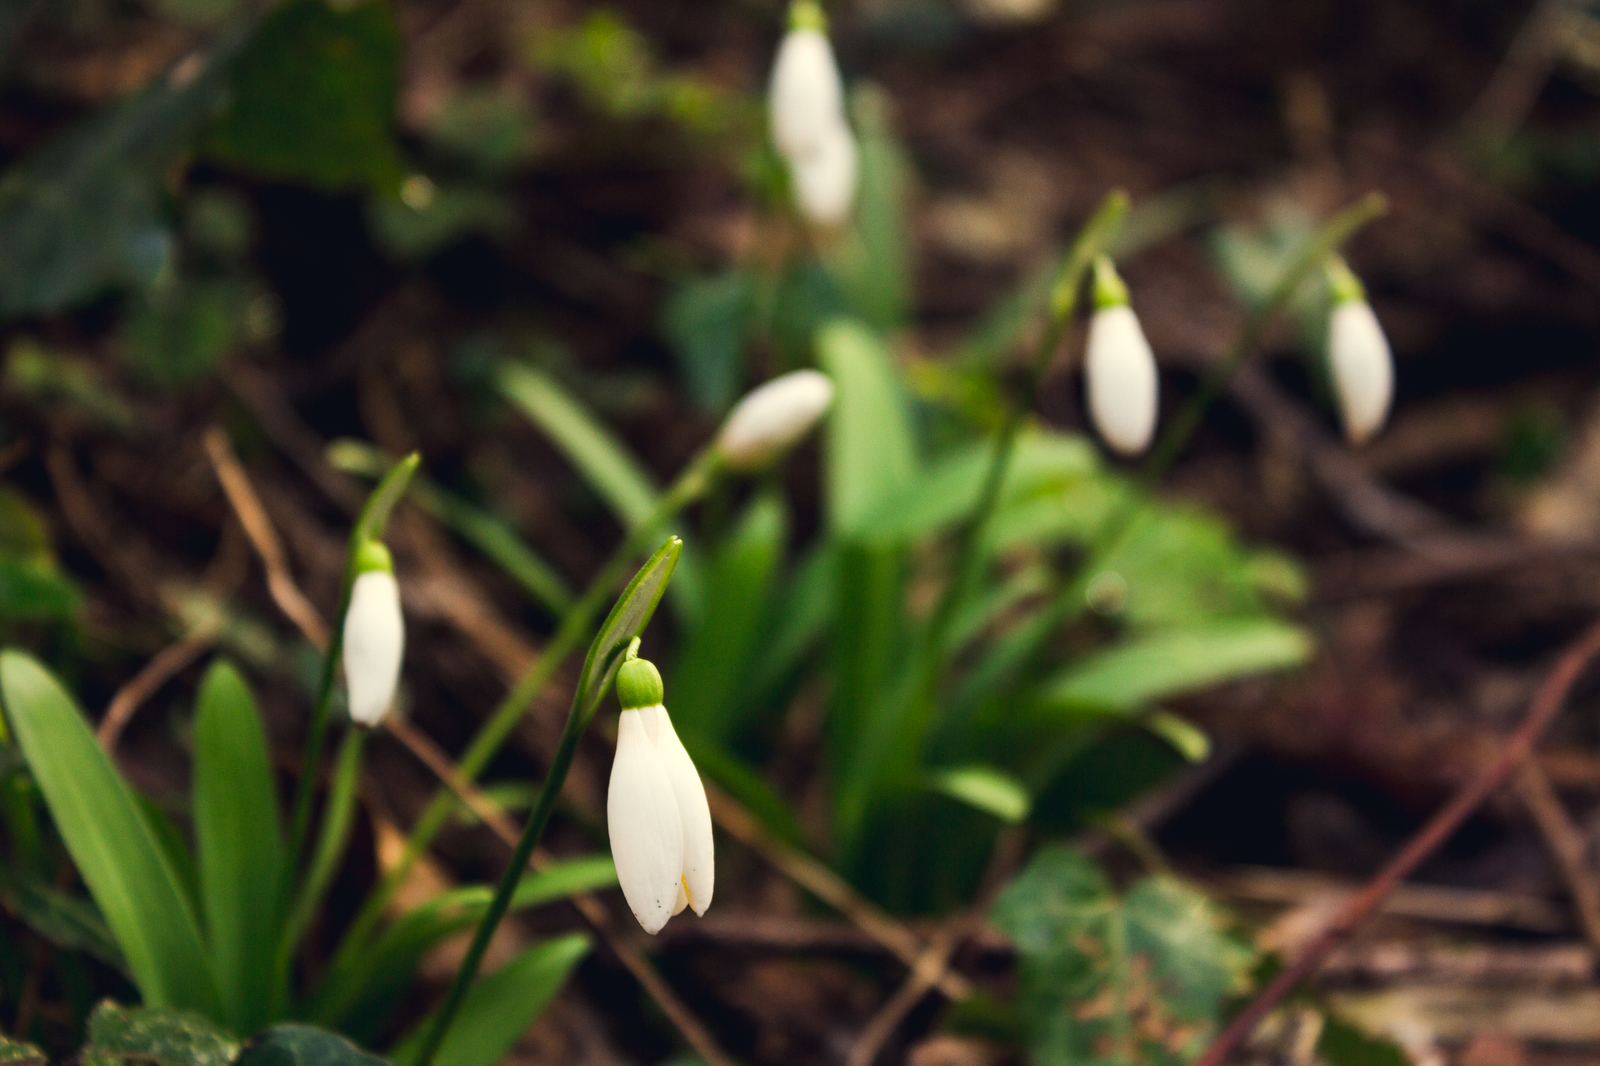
top-left (318, 453), bottom-right (720, 1000)
top-left (281, 585), bottom-right (351, 920)
top-left (407, 670), bottom-right (592, 1066)
top-left (916, 191), bottom-right (1129, 699)
top-left (273, 727), bottom-right (365, 1017)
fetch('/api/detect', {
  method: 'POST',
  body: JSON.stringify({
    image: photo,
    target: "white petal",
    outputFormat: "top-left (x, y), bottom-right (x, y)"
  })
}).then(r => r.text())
top-left (342, 570), bottom-right (404, 726)
top-left (790, 122), bottom-right (857, 225)
top-left (769, 28), bottom-right (844, 160)
top-left (607, 709), bottom-right (684, 934)
top-left (1085, 305), bottom-right (1158, 456)
top-left (648, 705), bottom-right (715, 916)
top-left (673, 882), bottom-right (689, 916)
top-left (716, 370), bottom-right (835, 469)
top-left (1328, 300), bottom-right (1393, 445)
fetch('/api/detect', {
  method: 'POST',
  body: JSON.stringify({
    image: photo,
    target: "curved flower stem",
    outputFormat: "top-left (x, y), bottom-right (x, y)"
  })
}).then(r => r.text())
top-left (323, 451), bottom-right (720, 988)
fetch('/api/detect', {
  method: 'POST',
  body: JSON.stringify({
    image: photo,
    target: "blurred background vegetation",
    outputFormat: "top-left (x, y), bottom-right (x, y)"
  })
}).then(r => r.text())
top-left (3, 1), bottom-right (1600, 1065)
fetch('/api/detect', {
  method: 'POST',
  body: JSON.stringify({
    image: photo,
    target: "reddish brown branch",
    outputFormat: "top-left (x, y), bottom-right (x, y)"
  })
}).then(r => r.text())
top-left (1192, 617), bottom-right (1600, 1066)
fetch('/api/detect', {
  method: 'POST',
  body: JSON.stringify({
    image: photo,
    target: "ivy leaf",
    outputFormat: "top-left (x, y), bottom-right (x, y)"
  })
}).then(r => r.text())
top-left (234, 1026), bottom-right (390, 1066)
top-left (990, 846), bottom-right (1254, 1066)
top-left (78, 1001), bottom-right (239, 1066)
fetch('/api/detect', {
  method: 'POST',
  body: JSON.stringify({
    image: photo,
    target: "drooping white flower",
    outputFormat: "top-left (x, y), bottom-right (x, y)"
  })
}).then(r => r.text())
top-left (716, 369), bottom-right (835, 470)
top-left (769, 1), bottom-right (858, 225)
top-left (342, 541), bottom-right (404, 727)
top-left (1326, 256), bottom-right (1393, 445)
top-left (606, 656), bottom-right (714, 933)
top-left (1084, 256), bottom-right (1158, 457)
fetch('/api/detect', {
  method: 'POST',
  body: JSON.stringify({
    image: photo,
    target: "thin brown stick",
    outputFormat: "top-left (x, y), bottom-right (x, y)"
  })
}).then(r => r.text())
top-left (1516, 758), bottom-right (1600, 951)
top-left (1192, 618), bottom-right (1600, 1066)
top-left (383, 716), bottom-right (737, 1066)
top-left (704, 782), bottom-right (971, 1001)
top-left (203, 427), bottom-right (331, 651)
top-left (844, 830), bottom-right (1026, 1066)
top-left (97, 628), bottom-right (218, 751)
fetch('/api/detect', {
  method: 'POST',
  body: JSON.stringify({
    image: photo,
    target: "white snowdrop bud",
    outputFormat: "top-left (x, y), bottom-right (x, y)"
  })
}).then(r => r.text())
top-left (769, 3), bottom-right (843, 160)
top-left (1084, 256), bottom-right (1158, 457)
top-left (607, 656), bottom-right (715, 933)
top-left (715, 369), bottom-right (835, 470)
top-left (769, 1), bottom-right (858, 225)
top-left (790, 121), bottom-right (858, 225)
top-left (342, 541), bottom-right (404, 727)
top-left (1326, 256), bottom-right (1393, 445)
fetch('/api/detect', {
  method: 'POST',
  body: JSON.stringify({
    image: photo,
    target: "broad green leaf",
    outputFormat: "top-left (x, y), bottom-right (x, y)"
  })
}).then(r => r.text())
top-left (574, 537), bottom-right (681, 727)
top-left (862, 433), bottom-right (1096, 545)
top-left (0, 557), bottom-right (79, 620)
top-left (990, 847), bottom-right (1253, 1066)
top-left (313, 858), bottom-right (616, 1038)
top-left (817, 319), bottom-right (918, 535)
top-left (670, 494), bottom-right (786, 745)
top-left (202, 0), bottom-right (404, 194)
top-left (388, 935), bottom-right (589, 1066)
top-left (830, 85), bottom-right (912, 333)
top-left (193, 660), bottom-right (283, 1035)
top-left (235, 1025), bottom-right (390, 1066)
top-left (0, 1036), bottom-right (43, 1065)
top-left (1318, 1011), bottom-right (1412, 1066)
top-left (328, 439), bottom-right (572, 615)
top-left (498, 363), bottom-right (659, 530)
top-left (0, 652), bottom-right (220, 1015)
top-left (0, 861), bottom-right (125, 971)
top-left (926, 765), bottom-right (1030, 823)
top-left (1037, 619), bottom-right (1312, 715)
top-left (79, 1000), bottom-right (239, 1066)
top-left (0, 33), bottom-right (241, 317)
top-left (663, 268), bottom-right (754, 412)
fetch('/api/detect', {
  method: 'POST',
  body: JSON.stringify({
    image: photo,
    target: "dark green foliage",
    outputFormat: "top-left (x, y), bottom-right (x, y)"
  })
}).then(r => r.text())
top-left (78, 1001), bottom-right (239, 1066)
top-left (990, 847), bottom-right (1254, 1066)
top-left (234, 1026), bottom-right (390, 1066)
top-left (202, 0), bottom-right (403, 194)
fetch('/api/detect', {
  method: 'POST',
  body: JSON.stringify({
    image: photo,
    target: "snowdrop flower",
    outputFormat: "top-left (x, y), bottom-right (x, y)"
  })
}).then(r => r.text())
top-left (715, 369), bottom-right (835, 470)
top-left (769, 1), bottom-right (858, 225)
top-left (607, 654), bottom-right (714, 934)
top-left (1326, 255), bottom-right (1393, 445)
top-left (1084, 255), bottom-right (1158, 456)
top-left (342, 540), bottom-right (404, 727)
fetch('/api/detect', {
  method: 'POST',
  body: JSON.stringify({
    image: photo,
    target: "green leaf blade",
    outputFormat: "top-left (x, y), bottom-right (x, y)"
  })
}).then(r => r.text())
top-left (193, 660), bottom-right (284, 1034)
top-left (0, 651), bottom-right (220, 1016)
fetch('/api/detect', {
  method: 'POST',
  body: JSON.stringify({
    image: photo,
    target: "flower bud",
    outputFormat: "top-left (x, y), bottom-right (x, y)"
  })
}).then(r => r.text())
top-left (769, 1), bottom-right (858, 224)
top-left (342, 541), bottom-right (403, 727)
top-left (1325, 256), bottom-right (1393, 445)
top-left (1084, 256), bottom-right (1158, 456)
top-left (607, 654), bottom-right (714, 933)
top-left (715, 369), bottom-right (834, 470)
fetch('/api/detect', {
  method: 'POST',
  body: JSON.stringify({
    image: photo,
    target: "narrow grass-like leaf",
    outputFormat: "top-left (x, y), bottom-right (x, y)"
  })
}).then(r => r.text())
top-left (816, 320), bottom-right (918, 535)
top-left (927, 765), bottom-right (1030, 824)
top-left (831, 85), bottom-right (911, 334)
top-left (0, 853), bottom-right (126, 971)
top-left (388, 935), bottom-right (589, 1066)
top-left (193, 660), bottom-right (283, 1035)
top-left (312, 858), bottom-right (616, 1037)
top-left (572, 536), bottom-right (681, 728)
top-left (0, 651), bottom-right (219, 1015)
top-left (498, 363), bottom-right (659, 529)
top-left (669, 494), bottom-right (785, 746)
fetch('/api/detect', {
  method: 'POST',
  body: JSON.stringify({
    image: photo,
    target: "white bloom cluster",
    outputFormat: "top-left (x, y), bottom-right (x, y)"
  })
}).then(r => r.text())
top-left (769, 2), bottom-right (857, 225)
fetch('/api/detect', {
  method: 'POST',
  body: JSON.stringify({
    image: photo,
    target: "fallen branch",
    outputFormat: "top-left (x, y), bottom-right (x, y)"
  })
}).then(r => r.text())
top-left (1192, 617), bottom-right (1600, 1066)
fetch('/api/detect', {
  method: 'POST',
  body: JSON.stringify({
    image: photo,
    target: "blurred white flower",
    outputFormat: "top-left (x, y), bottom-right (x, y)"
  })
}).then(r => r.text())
top-left (607, 658), bottom-right (714, 934)
top-left (1326, 258), bottom-right (1393, 445)
top-left (1084, 257), bottom-right (1157, 456)
top-left (716, 369), bottom-right (835, 469)
top-left (342, 543), bottom-right (403, 727)
top-left (769, 2), bottom-right (858, 224)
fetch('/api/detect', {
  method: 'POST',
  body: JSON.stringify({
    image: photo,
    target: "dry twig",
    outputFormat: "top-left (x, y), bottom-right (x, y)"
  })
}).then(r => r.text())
top-left (97, 628), bottom-right (218, 751)
top-left (1192, 618), bottom-right (1600, 1066)
top-left (1515, 757), bottom-right (1600, 952)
